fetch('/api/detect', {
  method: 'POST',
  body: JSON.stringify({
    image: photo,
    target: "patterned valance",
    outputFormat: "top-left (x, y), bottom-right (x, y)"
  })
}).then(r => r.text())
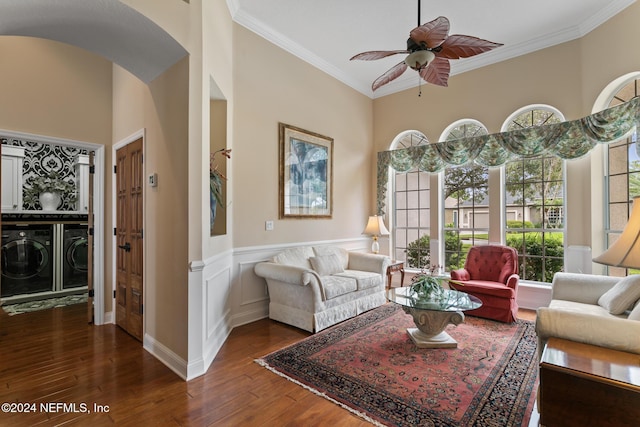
top-left (377, 97), bottom-right (640, 214)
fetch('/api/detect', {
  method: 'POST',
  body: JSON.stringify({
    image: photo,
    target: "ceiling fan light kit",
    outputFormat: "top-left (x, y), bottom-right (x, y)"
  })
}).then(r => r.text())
top-left (350, 1), bottom-right (503, 93)
top-left (405, 50), bottom-right (435, 70)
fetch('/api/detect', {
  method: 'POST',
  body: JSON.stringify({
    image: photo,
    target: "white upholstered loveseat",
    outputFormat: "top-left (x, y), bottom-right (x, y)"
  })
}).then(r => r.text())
top-left (536, 272), bottom-right (640, 357)
top-left (254, 246), bottom-right (391, 332)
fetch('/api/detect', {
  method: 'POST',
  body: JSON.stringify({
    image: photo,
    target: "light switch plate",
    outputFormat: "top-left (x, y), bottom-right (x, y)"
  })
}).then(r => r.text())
top-left (265, 220), bottom-right (274, 231)
top-left (148, 173), bottom-right (158, 187)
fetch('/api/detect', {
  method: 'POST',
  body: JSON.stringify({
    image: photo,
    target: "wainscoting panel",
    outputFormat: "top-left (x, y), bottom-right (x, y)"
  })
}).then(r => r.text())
top-left (185, 238), bottom-right (380, 380)
top-left (205, 266), bottom-right (231, 341)
top-left (238, 261), bottom-right (268, 307)
top-left (230, 260), bottom-right (269, 328)
top-left (518, 282), bottom-right (552, 310)
top-left (565, 245), bottom-right (592, 274)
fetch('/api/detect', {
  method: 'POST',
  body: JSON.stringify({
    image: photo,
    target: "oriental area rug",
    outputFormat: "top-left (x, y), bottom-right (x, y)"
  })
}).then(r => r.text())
top-left (256, 304), bottom-right (538, 427)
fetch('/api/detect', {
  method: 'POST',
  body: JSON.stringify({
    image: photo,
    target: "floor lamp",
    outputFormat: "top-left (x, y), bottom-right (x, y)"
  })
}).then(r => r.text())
top-left (593, 196), bottom-right (640, 270)
top-left (363, 215), bottom-right (389, 254)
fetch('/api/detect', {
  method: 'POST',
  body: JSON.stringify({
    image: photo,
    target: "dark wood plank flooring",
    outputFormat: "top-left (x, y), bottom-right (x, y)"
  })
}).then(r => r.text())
top-left (0, 302), bottom-right (536, 426)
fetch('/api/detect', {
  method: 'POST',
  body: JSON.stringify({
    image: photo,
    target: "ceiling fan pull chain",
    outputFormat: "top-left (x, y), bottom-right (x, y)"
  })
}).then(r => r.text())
top-left (418, 75), bottom-right (422, 97)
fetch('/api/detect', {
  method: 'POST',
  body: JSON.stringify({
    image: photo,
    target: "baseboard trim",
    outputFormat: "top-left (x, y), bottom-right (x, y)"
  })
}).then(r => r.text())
top-left (102, 310), bottom-right (114, 325)
top-left (143, 333), bottom-right (188, 380)
top-left (517, 282), bottom-right (552, 310)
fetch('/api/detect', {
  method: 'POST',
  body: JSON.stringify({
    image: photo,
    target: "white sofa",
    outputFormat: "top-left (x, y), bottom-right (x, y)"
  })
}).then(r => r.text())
top-left (535, 272), bottom-right (640, 357)
top-left (254, 246), bottom-right (391, 332)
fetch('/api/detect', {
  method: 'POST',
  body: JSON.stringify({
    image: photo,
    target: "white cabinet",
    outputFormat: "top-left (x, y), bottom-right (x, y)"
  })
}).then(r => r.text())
top-left (1, 146), bottom-right (25, 212)
top-left (75, 154), bottom-right (90, 213)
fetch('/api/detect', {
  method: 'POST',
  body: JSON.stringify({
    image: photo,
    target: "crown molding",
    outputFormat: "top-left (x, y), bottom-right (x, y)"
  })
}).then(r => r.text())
top-left (229, 1), bottom-right (372, 95)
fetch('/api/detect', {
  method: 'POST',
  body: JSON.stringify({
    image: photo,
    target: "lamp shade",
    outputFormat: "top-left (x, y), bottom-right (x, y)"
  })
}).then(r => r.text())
top-left (593, 196), bottom-right (640, 269)
top-left (362, 215), bottom-right (390, 237)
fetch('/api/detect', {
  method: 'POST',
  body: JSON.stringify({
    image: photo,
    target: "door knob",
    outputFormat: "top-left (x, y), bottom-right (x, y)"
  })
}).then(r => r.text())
top-left (118, 242), bottom-right (131, 252)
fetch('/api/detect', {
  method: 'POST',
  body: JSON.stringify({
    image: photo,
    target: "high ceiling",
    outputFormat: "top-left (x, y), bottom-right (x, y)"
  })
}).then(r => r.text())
top-left (230, 0), bottom-right (636, 98)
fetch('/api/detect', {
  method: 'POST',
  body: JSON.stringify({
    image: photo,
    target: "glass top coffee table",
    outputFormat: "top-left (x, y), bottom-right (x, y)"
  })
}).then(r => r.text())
top-left (387, 286), bottom-right (482, 348)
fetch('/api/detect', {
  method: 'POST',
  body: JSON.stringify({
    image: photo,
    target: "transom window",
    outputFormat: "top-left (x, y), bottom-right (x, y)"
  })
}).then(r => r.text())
top-left (503, 106), bottom-right (565, 283)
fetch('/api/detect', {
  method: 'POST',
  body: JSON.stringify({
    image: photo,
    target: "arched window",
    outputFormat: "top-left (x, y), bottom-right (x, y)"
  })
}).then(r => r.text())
top-left (603, 77), bottom-right (640, 276)
top-left (440, 120), bottom-right (489, 270)
top-left (502, 105), bottom-right (565, 283)
top-left (390, 131), bottom-right (430, 269)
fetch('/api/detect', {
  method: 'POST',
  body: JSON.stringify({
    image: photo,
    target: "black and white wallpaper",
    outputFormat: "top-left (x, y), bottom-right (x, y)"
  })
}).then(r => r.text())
top-left (2, 137), bottom-right (88, 211)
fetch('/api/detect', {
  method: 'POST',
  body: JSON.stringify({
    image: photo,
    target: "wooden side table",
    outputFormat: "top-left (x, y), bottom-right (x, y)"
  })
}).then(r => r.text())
top-left (386, 261), bottom-right (404, 289)
top-left (539, 337), bottom-right (640, 427)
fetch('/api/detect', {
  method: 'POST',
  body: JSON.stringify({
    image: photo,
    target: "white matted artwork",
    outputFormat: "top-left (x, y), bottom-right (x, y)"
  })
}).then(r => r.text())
top-left (279, 123), bottom-right (333, 219)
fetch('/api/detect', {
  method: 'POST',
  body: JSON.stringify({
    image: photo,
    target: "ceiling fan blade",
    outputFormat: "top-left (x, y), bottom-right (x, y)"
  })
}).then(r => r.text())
top-left (409, 16), bottom-right (449, 48)
top-left (372, 61), bottom-right (408, 91)
top-left (437, 34), bottom-right (503, 59)
top-left (350, 50), bottom-right (409, 61)
top-left (419, 57), bottom-right (450, 87)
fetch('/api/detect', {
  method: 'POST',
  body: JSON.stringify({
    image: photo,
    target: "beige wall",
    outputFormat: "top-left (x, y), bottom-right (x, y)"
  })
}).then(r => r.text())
top-left (203, 0), bottom-right (235, 258)
top-left (112, 59), bottom-right (190, 359)
top-left (232, 24), bottom-right (375, 247)
top-left (0, 37), bottom-right (112, 144)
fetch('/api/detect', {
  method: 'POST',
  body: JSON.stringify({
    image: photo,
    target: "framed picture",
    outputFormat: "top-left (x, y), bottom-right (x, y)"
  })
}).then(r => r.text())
top-left (279, 123), bottom-right (333, 219)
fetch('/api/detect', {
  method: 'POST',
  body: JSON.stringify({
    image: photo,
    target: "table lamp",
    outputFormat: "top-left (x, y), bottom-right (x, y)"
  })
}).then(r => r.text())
top-left (362, 215), bottom-right (389, 254)
top-left (593, 196), bottom-right (640, 269)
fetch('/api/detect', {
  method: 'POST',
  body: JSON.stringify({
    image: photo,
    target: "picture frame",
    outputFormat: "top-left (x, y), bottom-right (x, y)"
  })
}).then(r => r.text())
top-left (279, 123), bottom-right (333, 219)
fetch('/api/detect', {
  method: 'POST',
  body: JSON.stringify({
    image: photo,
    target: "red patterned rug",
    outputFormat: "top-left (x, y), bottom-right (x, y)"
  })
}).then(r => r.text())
top-left (256, 304), bottom-right (538, 427)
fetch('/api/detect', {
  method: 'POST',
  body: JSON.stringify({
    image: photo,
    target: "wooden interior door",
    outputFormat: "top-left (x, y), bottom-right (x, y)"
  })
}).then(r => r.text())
top-left (115, 138), bottom-right (144, 341)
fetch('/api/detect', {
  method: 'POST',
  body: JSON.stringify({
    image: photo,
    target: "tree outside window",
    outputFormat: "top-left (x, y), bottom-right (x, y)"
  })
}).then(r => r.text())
top-left (503, 107), bottom-right (565, 283)
top-left (442, 121), bottom-right (489, 271)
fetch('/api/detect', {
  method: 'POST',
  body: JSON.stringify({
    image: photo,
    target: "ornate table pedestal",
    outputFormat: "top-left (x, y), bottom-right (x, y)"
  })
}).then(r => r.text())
top-left (387, 286), bottom-right (481, 349)
top-left (402, 306), bottom-right (465, 348)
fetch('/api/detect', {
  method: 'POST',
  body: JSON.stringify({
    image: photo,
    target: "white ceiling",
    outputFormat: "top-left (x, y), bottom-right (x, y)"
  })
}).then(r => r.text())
top-left (229, 0), bottom-right (637, 98)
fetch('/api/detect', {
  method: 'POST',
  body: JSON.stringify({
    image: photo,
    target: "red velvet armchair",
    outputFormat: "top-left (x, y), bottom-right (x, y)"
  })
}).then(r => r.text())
top-left (449, 245), bottom-right (520, 323)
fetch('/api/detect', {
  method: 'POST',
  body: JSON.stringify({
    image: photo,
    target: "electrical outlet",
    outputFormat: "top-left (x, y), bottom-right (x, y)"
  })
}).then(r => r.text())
top-left (265, 220), bottom-right (274, 231)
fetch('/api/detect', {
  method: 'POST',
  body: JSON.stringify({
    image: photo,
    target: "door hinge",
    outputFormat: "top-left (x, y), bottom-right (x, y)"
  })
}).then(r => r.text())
top-left (114, 227), bottom-right (117, 236)
top-left (113, 165), bottom-right (117, 174)
top-left (113, 290), bottom-right (116, 299)
top-left (88, 289), bottom-right (95, 298)
top-left (140, 304), bottom-right (143, 315)
top-left (89, 165), bottom-right (95, 174)
top-left (141, 229), bottom-right (143, 239)
top-left (88, 227), bottom-right (94, 236)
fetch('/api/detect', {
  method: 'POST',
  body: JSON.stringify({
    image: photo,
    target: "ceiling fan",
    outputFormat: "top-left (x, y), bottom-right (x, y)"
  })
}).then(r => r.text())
top-left (350, 1), bottom-right (503, 92)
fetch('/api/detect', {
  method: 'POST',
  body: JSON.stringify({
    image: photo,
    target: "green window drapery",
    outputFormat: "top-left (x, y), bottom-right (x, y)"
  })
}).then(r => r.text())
top-left (376, 97), bottom-right (640, 214)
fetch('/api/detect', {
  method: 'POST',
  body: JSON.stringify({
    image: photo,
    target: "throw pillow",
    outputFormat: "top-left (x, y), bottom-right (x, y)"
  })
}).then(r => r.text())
top-left (309, 255), bottom-right (344, 276)
top-left (597, 274), bottom-right (640, 315)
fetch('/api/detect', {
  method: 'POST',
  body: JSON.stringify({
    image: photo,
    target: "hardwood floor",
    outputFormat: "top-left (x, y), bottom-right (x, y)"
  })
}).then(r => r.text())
top-left (0, 303), bottom-right (538, 426)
